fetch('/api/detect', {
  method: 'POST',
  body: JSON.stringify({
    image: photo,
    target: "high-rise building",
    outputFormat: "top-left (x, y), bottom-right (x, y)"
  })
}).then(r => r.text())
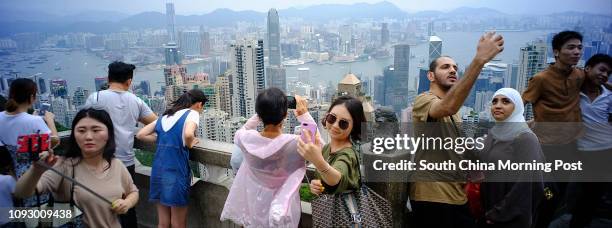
top-left (427, 21), bottom-right (434, 37)
top-left (180, 31), bottom-right (201, 56)
top-left (267, 8), bottom-right (281, 66)
top-left (166, 2), bottom-right (177, 42)
top-left (37, 77), bottom-right (47, 95)
top-left (381, 23), bottom-right (389, 46)
top-left (505, 63), bottom-right (519, 90)
top-left (163, 65), bottom-right (187, 103)
top-left (265, 66), bottom-right (286, 92)
top-left (215, 73), bottom-right (232, 115)
top-left (94, 77), bottom-right (108, 91)
top-left (373, 75), bottom-right (385, 106)
top-left (164, 42), bottom-right (182, 65)
top-left (297, 67), bottom-right (310, 84)
top-left (518, 40), bottom-right (547, 120)
top-left (394, 44), bottom-right (410, 86)
top-left (137, 80), bottom-right (151, 97)
top-left (429, 36), bottom-right (442, 65)
top-left (518, 40), bottom-right (547, 93)
top-left (199, 109), bottom-right (229, 141)
top-left (230, 40), bottom-right (265, 118)
top-left (200, 27), bottom-right (211, 56)
top-left (50, 79), bottom-right (68, 98)
top-left (72, 87), bottom-right (89, 108)
top-left (417, 68), bottom-right (429, 94)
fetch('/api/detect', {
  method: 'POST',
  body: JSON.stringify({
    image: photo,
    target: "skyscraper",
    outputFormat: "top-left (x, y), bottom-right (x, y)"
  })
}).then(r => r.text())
top-left (518, 40), bottom-right (547, 120)
top-left (166, 2), bottom-right (177, 42)
top-left (394, 44), bottom-right (410, 84)
top-left (381, 23), bottom-right (389, 46)
top-left (429, 36), bottom-right (442, 65)
top-left (163, 65), bottom-right (186, 103)
top-left (180, 30), bottom-right (201, 56)
top-left (215, 73), bottom-right (232, 115)
top-left (72, 87), bottom-right (89, 108)
top-left (200, 27), bottom-right (211, 56)
top-left (37, 77), bottom-right (47, 95)
top-left (518, 40), bottom-right (547, 93)
top-left (417, 68), bottom-right (429, 94)
top-left (94, 77), bottom-right (108, 91)
top-left (392, 44), bottom-right (411, 111)
top-left (267, 8), bottom-right (281, 66)
top-left (50, 79), bottom-right (68, 98)
top-left (266, 66), bottom-right (286, 92)
top-left (164, 42), bottom-right (182, 65)
top-left (427, 21), bottom-right (434, 37)
top-left (230, 39), bottom-right (265, 118)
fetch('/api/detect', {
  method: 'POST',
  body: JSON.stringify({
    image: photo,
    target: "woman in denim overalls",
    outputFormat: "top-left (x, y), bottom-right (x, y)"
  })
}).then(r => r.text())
top-left (137, 89), bottom-right (207, 228)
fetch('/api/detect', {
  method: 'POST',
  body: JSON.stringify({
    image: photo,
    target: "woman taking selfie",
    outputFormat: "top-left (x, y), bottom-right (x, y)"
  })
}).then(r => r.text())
top-left (297, 95), bottom-right (365, 196)
top-left (14, 107), bottom-right (139, 228)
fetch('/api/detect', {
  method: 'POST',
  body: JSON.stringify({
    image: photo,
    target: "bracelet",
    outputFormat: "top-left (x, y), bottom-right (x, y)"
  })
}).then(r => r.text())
top-left (318, 165), bottom-right (332, 174)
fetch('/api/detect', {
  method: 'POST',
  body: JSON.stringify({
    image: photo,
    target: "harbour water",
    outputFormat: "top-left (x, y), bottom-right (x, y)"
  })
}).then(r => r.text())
top-left (0, 30), bottom-right (554, 94)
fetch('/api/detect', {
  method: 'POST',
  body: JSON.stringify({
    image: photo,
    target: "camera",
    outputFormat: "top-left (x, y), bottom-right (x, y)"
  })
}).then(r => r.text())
top-left (287, 96), bottom-right (297, 109)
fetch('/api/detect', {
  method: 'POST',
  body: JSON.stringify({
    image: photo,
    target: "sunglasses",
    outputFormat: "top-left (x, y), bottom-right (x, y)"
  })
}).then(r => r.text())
top-left (323, 113), bottom-right (351, 130)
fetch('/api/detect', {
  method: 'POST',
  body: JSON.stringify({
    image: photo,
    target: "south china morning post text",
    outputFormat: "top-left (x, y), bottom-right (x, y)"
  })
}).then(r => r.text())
top-left (365, 134), bottom-right (583, 176)
top-left (370, 159), bottom-right (582, 173)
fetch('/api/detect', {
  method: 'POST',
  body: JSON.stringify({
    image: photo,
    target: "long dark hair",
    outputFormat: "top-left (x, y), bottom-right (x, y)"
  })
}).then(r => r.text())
top-left (6, 78), bottom-right (37, 112)
top-left (323, 96), bottom-right (366, 141)
top-left (163, 89), bottom-right (208, 116)
top-left (66, 108), bottom-right (116, 170)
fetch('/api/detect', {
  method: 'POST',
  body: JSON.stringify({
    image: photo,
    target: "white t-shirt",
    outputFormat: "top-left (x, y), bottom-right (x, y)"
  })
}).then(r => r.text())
top-left (85, 90), bottom-right (154, 166)
top-left (159, 109), bottom-right (199, 145)
top-left (0, 112), bottom-right (51, 146)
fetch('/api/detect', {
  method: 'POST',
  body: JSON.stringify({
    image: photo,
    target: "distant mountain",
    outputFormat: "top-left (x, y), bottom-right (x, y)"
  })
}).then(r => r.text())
top-left (281, 1), bottom-right (406, 21)
top-left (409, 10), bottom-right (445, 18)
top-left (0, 9), bottom-right (129, 23)
top-left (445, 7), bottom-right (508, 17)
top-left (0, 2), bottom-right (609, 36)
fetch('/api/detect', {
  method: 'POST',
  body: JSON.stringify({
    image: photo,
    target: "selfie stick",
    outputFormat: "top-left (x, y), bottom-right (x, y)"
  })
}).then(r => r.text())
top-left (36, 162), bottom-right (113, 205)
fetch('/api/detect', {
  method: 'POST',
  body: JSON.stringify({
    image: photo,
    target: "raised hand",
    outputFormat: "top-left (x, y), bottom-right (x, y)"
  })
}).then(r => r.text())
top-left (474, 32), bottom-right (504, 63)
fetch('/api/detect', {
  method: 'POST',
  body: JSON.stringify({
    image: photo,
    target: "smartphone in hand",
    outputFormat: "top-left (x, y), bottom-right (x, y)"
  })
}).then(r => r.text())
top-left (287, 96), bottom-right (297, 109)
top-left (300, 122), bottom-right (317, 143)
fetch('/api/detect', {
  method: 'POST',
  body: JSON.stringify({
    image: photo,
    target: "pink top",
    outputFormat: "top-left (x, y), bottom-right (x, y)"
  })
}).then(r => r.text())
top-left (221, 113), bottom-right (321, 227)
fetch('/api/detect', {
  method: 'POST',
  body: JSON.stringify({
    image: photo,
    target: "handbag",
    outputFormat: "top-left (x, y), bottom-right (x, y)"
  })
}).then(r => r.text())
top-left (310, 141), bottom-right (393, 227)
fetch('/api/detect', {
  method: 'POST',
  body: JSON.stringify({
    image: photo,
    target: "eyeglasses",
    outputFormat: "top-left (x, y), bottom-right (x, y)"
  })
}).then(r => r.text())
top-left (323, 113), bottom-right (351, 130)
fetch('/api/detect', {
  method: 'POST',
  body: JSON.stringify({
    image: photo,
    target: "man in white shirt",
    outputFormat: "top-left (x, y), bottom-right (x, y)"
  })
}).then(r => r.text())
top-left (85, 61), bottom-right (157, 227)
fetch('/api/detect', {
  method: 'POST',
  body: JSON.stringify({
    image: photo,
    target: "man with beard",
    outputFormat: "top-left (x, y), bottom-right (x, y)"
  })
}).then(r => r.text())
top-left (410, 32), bottom-right (504, 228)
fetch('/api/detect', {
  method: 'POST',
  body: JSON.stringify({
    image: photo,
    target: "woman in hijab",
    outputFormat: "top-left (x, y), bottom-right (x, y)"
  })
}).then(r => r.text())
top-left (477, 88), bottom-right (545, 228)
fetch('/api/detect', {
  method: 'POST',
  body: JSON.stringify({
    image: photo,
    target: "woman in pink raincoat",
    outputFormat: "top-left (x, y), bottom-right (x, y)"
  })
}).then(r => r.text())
top-left (221, 88), bottom-right (321, 227)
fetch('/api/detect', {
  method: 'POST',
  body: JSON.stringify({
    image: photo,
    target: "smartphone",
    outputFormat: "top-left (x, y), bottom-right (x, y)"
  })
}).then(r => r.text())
top-left (16, 133), bottom-right (50, 161)
top-left (300, 122), bottom-right (317, 143)
top-left (39, 103), bottom-right (51, 116)
top-left (287, 96), bottom-right (297, 109)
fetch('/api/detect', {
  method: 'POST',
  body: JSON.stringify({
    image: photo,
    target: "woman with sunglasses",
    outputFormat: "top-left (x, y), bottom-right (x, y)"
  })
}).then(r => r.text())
top-left (221, 88), bottom-right (320, 227)
top-left (297, 95), bottom-right (366, 196)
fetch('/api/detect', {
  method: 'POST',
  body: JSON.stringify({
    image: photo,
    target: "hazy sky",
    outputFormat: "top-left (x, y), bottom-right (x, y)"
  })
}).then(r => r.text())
top-left (1, 0), bottom-right (610, 15)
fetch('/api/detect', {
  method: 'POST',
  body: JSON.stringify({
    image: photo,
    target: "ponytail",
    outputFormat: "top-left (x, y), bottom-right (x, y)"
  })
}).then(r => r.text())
top-left (5, 99), bottom-right (19, 112)
top-left (162, 89), bottom-right (208, 116)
